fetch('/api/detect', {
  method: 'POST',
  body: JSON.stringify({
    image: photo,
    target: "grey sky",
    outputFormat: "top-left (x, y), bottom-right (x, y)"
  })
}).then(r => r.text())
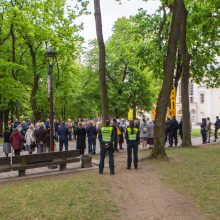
top-left (76, 0), bottom-right (161, 43)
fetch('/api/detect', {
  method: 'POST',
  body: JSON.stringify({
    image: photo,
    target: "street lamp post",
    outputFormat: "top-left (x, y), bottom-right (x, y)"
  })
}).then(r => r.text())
top-left (45, 46), bottom-right (57, 152)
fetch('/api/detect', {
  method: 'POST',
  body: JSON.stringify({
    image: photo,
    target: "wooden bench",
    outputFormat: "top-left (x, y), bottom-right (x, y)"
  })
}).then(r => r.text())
top-left (11, 150), bottom-right (80, 176)
top-left (0, 157), bottom-right (11, 173)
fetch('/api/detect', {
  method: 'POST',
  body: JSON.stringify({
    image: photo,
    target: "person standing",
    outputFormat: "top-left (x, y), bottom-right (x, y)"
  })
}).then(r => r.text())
top-left (112, 118), bottom-right (119, 152)
top-left (98, 120), bottom-right (115, 175)
top-left (125, 120), bottom-right (140, 169)
top-left (10, 127), bottom-right (22, 156)
top-left (34, 123), bottom-right (48, 153)
top-left (75, 122), bottom-right (86, 155)
top-left (169, 116), bottom-right (179, 147)
top-left (139, 119), bottom-right (148, 149)
top-left (178, 119), bottom-right (183, 140)
top-left (165, 118), bottom-right (171, 143)
top-left (147, 120), bottom-right (154, 149)
top-left (214, 116), bottom-right (219, 142)
top-left (201, 118), bottom-right (207, 144)
top-left (118, 123), bottom-right (124, 150)
top-left (86, 121), bottom-right (97, 154)
top-left (58, 121), bottom-right (69, 151)
top-left (3, 127), bottom-right (11, 157)
top-left (206, 117), bottom-right (211, 143)
top-left (25, 125), bottom-right (36, 154)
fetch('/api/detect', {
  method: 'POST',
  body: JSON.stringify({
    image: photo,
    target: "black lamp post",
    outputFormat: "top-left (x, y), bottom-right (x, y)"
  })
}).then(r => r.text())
top-left (45, 46), bottom-right (57, 152)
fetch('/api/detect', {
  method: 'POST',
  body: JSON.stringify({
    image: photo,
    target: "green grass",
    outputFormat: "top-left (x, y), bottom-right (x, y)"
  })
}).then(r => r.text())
top-left (191, 128), bottom-right (201, 137)
top-left (154, 145), bottom-right (220, 220)
top-left (0, 137), bottom-right (3, 144)
top-left (0, 172), bottom-right (119, 220)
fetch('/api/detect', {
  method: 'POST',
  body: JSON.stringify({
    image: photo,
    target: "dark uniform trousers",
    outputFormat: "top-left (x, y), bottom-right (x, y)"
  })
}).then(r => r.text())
top-left (127, 142), bottom-right (138, 168)
top-left (99, 143), bottom-right (114, 173)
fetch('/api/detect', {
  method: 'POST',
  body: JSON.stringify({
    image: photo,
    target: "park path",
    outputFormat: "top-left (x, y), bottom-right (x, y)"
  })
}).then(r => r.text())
top-left (104, 152), bottom-right (207, 220)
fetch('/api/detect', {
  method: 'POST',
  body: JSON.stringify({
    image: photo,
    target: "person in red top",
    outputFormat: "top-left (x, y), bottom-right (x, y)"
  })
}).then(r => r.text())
top-left (10, 128), bottom-right (22, 156)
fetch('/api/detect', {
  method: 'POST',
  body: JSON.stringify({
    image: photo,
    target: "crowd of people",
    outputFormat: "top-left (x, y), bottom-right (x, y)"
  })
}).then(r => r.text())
top-left (200, 116), bottom-right (220, 144)
top-left (2, 115), bottom-right (220, 175)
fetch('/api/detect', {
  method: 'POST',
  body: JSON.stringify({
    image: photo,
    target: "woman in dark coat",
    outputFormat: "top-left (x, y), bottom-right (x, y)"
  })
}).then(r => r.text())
top-left (75, 122), bottom-right (86, 155)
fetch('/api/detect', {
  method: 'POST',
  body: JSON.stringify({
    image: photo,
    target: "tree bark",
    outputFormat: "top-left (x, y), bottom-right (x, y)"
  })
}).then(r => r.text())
top-left (149, 0), bottom-right (182, 160)
top-left (179, 1), bottom-right (192, 147)
top-left (0, 111), bottom-right (3, 137)
top-left (174, 50), bottom-right (182, 90)
top-left (94, 0), bottom-right (109, 123)
top-left (28, 44), bottom-right (41, 121)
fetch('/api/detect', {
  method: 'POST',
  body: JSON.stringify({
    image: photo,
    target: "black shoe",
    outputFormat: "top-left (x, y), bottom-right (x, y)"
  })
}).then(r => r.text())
top-left (99, 171), bottom-right (103, 175)
top-left (110, 172), bottom-right (115, 175)
top-left (134, 166), bottom-right (138, 170)
top-left (126, 167), bottom-right (131, 170)
top-left (119, 147), bottom-right (124, 150)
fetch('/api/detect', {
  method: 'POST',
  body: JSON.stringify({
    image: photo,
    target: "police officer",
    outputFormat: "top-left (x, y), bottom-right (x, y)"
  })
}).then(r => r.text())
top-left (98, 120), bottom-right (115, 175)
top-left (125, 120), bottom-right (140, 170)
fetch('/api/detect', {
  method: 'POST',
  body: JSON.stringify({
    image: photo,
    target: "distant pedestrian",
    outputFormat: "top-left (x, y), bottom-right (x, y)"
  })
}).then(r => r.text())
top-left (58, 121), bottom-right (69, 151)
top-left (139, 119), bottom-right (148, 149)
top-left (169, 116), bottom-right (179, 147)
top-left (3, 127), bottom-right (11, 157)
top-left (147, 120), bottom-right (154, 149)
top-left (86, 121), bottom-right (97, 154)
top-left (206, 117), bottom-right (211, 143)
top-left (118, 124), bottom-right (124, 150)
top-left (34, 123), bottom-right (48, 153)
top-left (10, 127), bottom-right (22, 156)
top-left (112, 118), bottom-right (119, 152)
top-left (178, 119), bottom-right (183, 140)
top-left (165, 118), bottom-right (171, 143)
top-left (25, 125), bottom-right (36, 154)
top-left (214, 116), bottom-right (220, 142)
top-left (201, 118), bottom-right (207, 144)
top-left (125, 120), bottom-right (140, 169)
top-left (75, 122), bottom-right (86, 155)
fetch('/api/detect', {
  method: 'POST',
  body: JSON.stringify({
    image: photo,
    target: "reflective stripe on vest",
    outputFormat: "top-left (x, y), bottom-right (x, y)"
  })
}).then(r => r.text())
top-left (127, 127), bottom-right (138, 141)
top-left (101, 127), bottom-right (113, 142)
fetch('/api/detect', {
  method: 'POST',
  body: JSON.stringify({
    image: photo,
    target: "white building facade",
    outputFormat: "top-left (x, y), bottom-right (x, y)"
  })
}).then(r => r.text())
top-left (176, 81), bottom-right (220, 125)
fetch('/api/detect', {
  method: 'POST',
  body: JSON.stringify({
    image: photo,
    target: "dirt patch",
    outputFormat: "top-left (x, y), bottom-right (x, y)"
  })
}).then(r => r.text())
top-left (102, 152), bottom-right (207, 220)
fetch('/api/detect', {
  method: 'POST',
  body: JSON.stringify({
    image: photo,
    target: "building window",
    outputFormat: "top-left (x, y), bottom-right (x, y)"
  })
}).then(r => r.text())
top-left (189, 82), bottom-right (194, 96)
top-left (189, 96), bottom-right (194, 103)
top-left (200, 93), bottom-right (204, 103)
top-left (189, 81), bottom-right (194, 103)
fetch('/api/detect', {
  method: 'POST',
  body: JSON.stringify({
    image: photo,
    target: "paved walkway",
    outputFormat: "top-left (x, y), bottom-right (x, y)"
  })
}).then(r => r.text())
top-left (0, 137), bottom-right (205, 182)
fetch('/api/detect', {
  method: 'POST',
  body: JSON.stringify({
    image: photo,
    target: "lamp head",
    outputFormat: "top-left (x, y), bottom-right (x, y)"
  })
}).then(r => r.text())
top-left (45, 46), bottom-right (56, 65)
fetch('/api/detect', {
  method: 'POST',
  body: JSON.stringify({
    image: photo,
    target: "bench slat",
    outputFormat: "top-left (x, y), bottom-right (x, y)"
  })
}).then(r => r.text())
top-left (11, 158), bottom-right (80, 171)
top-left (12, 150), bottom-right (80, 165)
top-left (0, 157), bottom-right (10, 166)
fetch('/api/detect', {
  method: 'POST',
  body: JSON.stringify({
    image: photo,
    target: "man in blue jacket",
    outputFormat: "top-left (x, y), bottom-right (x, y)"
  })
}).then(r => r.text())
top-left (58, 121), bottom-right (69, 151)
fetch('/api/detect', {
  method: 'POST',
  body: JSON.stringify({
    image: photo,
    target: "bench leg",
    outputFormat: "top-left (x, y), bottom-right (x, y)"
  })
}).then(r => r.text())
top-left (60, 164), bottom-right (66, 171)
top-left (18, 170), bottom-right (26, 177)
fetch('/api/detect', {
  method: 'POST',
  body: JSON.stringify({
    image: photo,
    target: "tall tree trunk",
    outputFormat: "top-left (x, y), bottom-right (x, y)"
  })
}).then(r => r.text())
top-left (94, 0), bottom-right (109, 123)
top-left (10, 24), bottom-right (20, 120)
top-left (179, 1), bottom-right (192, 147)
top-left (174, 50), bottom-right (182, 90)
top-left (0, 110), bottom-right (3, 137)
top-left (29, 45), bottom-right (41, 121)
top-left (149, 0), bottom-right (182, 159)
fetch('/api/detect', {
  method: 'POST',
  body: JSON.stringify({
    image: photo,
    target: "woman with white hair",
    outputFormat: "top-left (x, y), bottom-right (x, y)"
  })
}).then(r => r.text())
top-left (147, 120), bottom-right (154, 149)
top-left (25, 125), bottom-right (36, 154)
